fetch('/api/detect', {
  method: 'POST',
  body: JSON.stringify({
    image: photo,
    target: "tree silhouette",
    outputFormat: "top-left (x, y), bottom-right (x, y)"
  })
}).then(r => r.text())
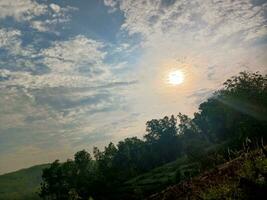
top-left (40, 71), bottom-right (267, 200)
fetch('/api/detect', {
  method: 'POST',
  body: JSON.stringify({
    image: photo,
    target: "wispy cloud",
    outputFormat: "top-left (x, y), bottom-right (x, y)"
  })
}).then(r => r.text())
top-left (0, 0), bottom-right (77, 32)
top-left (0, 11), bottom-right (137, 173)
top-left (41, 35), bottom-right (107, 76)
top-left (104, 0), bottom-right (267, 125)
top-left (106, 0), bottom-right (267, 44)
top-left (0, 0), bottom-right (47, 21)
top-left (104, 0), bottom-right (267, 79)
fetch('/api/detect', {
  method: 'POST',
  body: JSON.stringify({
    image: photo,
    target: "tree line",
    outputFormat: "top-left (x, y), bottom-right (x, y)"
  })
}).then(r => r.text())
top-left (39, 71), bottom-right (267, 200)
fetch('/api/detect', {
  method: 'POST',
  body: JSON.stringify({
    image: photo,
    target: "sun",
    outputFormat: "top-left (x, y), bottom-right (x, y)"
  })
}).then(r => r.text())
top-left (168, 70), bottom-right (184, 85)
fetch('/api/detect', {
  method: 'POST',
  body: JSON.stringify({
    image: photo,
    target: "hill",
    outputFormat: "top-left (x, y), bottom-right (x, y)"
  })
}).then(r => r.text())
top-left (0, 164), bottom-right (49, 200)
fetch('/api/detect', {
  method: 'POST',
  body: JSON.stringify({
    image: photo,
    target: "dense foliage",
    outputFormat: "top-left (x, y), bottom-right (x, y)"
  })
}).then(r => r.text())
top-left (40, 71), bottom-right (267, 200)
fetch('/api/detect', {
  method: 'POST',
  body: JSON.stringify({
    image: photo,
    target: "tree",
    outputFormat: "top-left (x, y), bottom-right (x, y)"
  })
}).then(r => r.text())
top-left (144, 115), bottom-right (177, 142)
top-left (40, 160), bottom-right (69, 200)
top-left (40, 150), bottom-right (96, 200)
top-left (74, 150), bottom-right (92, 172)
top-left (144, 115), bottom-right (181, 164)
top-left (195, 71), bottom-right (267, 146)
top-left (94, 143), bottom-right (118, 189)
top-left (73, 150), bottom-right (94, 200)
top-left (114, 137), bottom-right (147, 177)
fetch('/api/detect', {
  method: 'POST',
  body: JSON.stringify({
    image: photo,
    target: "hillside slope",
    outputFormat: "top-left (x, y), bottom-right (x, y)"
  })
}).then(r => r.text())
top-left (147, 150), bottom-right (267, 200)
top-left (0, 164), bottom-right (49, 200)
top-left (0, 149), bottom-right (266, 200)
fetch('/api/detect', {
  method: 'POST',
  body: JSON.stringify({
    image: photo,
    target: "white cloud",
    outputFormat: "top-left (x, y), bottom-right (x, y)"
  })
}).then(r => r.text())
top-left (0, 32), bottom-right (136, 91)
top-left (103, 0), bottom-right (119, 12)
top-left (0, 0), bottom-right (77, 32)
top-left (0, 28), bottom-right (21, 51)
top-left (104, 0), bottom-right (267, 121)
top-left (50, 3), bottom-right (61, 13)
top-left (41, 35), bottom-right (108, 77)
top-left (0, 28), bottom-right (37, 57)
top-left (0, 0), bottom-right (47, 21)
top-left (104, 0), bottom-right (119, 7)
top-left (0, 28), bottom-right (39, 62)
top-left (0, 33), bottom-right (113, 90)
top-left (30, 20), bottom-right (49, 32)
top-left (105, 0), bottom-right (267, 44)
top-left (29, 3), bottom-right (77, 32)
top-left (103, 0), bottom-right (267, 80)
top-left (0, 30), bottom-right (134, 124)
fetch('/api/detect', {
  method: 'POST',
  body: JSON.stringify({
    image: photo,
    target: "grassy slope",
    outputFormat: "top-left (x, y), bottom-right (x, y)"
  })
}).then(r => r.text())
top-left (115, 157), bottom-right (199, 199)
top-left (146, 150), bottom-right (267, 200)
top-left (0, 164), bottom-right (49, 200)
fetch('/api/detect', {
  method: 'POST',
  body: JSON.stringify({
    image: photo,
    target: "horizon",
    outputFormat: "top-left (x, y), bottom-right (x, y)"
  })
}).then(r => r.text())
top-left (0, 0), bottom-right (267, 174)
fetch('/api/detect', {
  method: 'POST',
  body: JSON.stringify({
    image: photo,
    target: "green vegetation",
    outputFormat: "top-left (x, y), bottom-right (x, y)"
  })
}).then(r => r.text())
top-left (0, 164), bottom-right (49, 200)
top-left (200, 155), bottom-right (267, 199)
top-left (147, 149), bottom-right (267, 200)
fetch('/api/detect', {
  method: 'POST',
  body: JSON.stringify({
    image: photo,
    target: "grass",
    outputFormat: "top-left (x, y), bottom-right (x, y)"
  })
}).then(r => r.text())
top-left (119, 156), bottom-right (197, 198)
top-left (200, 155), bottom-right (267, 200)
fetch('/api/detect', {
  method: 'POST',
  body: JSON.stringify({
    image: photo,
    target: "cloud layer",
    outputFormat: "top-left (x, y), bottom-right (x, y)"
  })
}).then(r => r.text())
top-left (0, 0), bottom-right (266, 174)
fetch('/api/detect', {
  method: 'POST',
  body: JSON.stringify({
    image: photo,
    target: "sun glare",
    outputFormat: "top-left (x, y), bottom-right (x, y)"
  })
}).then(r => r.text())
top-left (168, 70), bottom-right (184, 85)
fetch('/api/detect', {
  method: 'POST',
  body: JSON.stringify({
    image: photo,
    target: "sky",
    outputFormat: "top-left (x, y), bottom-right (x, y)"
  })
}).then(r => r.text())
top-left (0, 0), bottom-right (266, 174)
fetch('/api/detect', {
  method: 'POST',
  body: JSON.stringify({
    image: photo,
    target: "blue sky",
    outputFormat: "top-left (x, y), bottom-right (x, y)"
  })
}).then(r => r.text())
top-left (0, 0), bottom-right (266, 174)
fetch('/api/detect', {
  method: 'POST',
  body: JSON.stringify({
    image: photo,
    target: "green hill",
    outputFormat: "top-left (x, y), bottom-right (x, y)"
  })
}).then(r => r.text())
top-left (0, 164), bottom-right (49, 200)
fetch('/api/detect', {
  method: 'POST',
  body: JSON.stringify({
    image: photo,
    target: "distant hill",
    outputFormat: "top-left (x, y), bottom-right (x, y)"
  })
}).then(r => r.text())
top-left (0, 164), bottom-right (49, 200)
